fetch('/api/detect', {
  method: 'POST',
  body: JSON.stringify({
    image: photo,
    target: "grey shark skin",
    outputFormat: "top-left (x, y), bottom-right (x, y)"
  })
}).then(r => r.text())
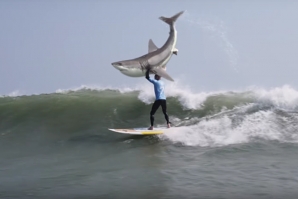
top-left (111, 11), bottom-right (184, 81)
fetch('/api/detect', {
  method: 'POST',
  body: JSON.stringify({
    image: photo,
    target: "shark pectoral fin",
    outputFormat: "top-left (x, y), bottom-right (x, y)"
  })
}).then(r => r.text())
top-left (148, 39), bottom-right (158, 53)
top-left (152, 68), bottom-right (174, 82)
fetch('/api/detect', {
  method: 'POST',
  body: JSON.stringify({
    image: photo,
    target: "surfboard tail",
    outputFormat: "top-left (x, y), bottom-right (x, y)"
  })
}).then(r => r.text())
top-left (159, 11), bottom-right (184, 26)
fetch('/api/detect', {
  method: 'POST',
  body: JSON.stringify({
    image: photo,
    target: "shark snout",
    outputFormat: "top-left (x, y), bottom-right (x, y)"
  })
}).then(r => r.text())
top-left (111, 62), bottom-right (123, 70)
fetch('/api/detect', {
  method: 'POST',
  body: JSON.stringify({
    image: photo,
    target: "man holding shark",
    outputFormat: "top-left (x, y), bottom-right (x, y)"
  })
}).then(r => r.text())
top-left (111, 10), bottom-right (184, 130)
top-left (145, 68), bottom-right (171, 130)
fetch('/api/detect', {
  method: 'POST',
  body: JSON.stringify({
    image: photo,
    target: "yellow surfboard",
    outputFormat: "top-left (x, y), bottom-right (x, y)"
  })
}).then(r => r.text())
top-left (108, 127), bottom-right (166, 135)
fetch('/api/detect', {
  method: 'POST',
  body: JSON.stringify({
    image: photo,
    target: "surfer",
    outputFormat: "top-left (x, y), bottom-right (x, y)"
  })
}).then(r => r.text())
top-left (146, 69), bottom-right (171, 130)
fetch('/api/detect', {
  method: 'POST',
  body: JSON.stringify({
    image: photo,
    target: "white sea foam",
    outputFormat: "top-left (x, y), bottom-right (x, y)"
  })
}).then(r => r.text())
top-left (253, 85), bottom-right (298, 110)
top-left (55, 84), bottom-right (137, 94)
top-left (53, 82), bottom-right (224, 110)
top-left (161, 108), bottom-right (298, 147)
top-left (7, 90), bottom-right (23, 97)
top-left (0, 90), bottom-right (24, 97)
top-left (158, 84), bottom-right (298, 147)
top-left (137, 80), bottom-right (225, 110)
top-left (135, 83), bottom-right (298, 147)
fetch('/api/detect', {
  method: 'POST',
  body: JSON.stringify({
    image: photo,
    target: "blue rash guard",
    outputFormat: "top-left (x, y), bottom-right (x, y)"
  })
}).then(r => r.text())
top-left (146, 71), bottom-right (166, 100)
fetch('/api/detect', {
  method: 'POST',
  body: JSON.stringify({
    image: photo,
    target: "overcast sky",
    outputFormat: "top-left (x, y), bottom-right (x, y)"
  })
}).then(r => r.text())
top-left (1, 0), bottom-right (298, 95)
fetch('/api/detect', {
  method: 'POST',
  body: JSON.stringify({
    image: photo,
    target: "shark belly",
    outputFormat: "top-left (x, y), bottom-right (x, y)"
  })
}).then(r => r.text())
top-left (120, 67), bottom-right (145, 77)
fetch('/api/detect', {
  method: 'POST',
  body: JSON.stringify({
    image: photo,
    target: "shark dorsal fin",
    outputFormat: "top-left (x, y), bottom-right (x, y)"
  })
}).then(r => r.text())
top-left (148, 39), bottom-right (158, 53)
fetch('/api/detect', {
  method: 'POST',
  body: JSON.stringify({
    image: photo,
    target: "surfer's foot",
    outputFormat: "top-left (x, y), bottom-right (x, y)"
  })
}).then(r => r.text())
top-left (148, 126), bottom-right (153, 130)
top-left (167, 123), bottom-right (171, 128)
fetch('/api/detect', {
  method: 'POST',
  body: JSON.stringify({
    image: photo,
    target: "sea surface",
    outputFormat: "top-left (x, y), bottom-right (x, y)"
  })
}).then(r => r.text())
top-left (1, 84), bottom-right (298, 199)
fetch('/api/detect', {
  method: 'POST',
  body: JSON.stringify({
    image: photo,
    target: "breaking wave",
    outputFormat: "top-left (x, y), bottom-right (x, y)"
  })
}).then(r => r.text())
top-left (1, 84), bottom-right (298, 147)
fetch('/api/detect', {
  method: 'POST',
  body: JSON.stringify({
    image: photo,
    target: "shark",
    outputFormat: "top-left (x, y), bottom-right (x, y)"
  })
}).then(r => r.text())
top-left (111, 11), bottom-right (184, 81)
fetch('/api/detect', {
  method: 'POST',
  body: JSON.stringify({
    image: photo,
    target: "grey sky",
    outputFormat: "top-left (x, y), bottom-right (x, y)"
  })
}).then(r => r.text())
top-left (1, 0), bottom-right (298, 95)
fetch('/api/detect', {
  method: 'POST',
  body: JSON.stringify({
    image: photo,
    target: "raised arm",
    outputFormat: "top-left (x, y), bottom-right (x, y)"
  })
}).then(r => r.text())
top-left (146, 68), bottom-right (150, 80)
top-left (145, 69), bottom-right (156, 84)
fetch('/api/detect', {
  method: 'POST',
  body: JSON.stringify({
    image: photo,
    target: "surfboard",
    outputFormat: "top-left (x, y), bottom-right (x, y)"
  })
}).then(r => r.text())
top-left (108, 127), bottom-right (167, 135)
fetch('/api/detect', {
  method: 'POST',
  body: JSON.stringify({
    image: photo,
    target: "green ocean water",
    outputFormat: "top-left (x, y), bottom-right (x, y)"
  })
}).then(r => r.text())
top-left (1, 87), bottom-right (298, 199)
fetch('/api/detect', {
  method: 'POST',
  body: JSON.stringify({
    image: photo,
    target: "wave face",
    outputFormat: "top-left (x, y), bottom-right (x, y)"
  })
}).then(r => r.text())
top-left (1, 84), bottom-right (298, 147)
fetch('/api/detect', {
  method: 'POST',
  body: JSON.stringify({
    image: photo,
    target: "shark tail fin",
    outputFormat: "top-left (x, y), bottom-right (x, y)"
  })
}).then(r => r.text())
top-left (159, 11), bottom-right (185, 25)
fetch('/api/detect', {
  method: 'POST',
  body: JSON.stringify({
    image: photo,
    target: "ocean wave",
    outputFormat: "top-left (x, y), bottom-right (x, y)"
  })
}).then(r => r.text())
top-left (1, 84), bottom-right (298, 147)
top-left (161, 107), bottom-right (298, 147)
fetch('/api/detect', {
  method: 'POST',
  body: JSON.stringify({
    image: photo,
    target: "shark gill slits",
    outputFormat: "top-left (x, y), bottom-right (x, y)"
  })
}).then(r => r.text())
top-left (140, 61), bottom-right (148, 70)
